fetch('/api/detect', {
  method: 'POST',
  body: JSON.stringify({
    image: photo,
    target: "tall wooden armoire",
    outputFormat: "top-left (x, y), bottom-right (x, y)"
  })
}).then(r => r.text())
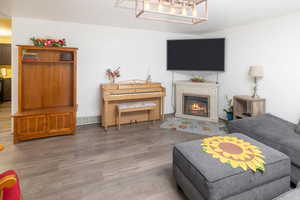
top-left (13, 45), bottom-right (78, 143)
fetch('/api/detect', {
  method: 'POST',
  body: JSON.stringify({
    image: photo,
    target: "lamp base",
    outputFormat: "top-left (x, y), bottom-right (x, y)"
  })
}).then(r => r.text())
top-left (252, 77), bottom-right (260, 99)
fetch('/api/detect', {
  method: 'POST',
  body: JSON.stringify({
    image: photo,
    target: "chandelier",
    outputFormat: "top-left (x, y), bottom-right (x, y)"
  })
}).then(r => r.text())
top-left (135, 0), bottom-right (208, 24)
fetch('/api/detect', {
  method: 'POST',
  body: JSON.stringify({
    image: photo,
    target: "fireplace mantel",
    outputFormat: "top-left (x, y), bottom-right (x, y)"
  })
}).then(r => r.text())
top-left (175, 81), bottom-right (219, 122)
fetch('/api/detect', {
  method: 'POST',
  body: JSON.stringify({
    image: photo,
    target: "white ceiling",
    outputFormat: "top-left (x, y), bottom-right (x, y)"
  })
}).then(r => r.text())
top-left (1, 0), bottom-right (300, 34)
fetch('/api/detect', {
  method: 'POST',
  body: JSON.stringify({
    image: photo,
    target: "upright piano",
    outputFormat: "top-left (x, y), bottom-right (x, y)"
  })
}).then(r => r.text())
top-left (101, 81), bottom-right (166, 129)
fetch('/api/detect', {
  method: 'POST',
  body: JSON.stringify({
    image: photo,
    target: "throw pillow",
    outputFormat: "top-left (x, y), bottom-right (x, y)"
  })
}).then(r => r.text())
top-left (0, 170), bottom-right (21, 200)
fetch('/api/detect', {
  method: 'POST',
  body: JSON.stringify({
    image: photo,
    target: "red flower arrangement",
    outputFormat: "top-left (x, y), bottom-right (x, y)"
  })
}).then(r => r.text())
top-left (30, 37), bottom-right (67, 47)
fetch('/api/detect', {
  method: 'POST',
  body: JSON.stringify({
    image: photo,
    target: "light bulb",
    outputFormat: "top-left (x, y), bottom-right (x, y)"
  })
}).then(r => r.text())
top-left (144, 0), bottom-right (150, 10)
top-left (158, 2), bottom-right (163, 10)
top-left (182, 5), bottom-right (187, 16)
top-left (192, 6), bottom-right (197, 17)
top-left (170, 7), bottom-right (176, 14)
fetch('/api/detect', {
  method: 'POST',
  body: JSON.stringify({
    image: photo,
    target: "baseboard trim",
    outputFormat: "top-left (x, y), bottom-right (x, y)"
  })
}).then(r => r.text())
top-left (76, 113), bottom-right (175, 126)
top-left (77, 116), bottom-right (101, 126)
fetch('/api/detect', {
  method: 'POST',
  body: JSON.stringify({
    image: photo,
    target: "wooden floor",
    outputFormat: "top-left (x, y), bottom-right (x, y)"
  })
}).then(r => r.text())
top-left (0, 120), bottom-right (206, 200)
top-left (0, 101), bottom-right (11, 133)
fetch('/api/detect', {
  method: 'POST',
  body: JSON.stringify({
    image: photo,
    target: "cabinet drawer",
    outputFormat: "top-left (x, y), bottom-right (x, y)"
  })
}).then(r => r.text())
top-left (47, 112), bottom-right (74, 134)
top-left (15, 115), bottom-right (47, 136)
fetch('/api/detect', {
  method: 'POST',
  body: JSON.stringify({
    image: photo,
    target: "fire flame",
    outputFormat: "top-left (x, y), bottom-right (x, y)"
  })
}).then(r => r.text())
top-left (191, 103), bottom-right (206, 112)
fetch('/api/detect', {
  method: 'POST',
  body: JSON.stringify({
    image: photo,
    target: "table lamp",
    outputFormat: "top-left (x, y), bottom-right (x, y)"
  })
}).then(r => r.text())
top-left (249, 65), bottom-right (264, 98)
top-left (0, 144), bottom-right (4, 151)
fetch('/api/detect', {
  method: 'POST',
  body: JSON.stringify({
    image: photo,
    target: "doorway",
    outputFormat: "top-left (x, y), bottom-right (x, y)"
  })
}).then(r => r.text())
top-left (0, 18), bottom-right (12, 134)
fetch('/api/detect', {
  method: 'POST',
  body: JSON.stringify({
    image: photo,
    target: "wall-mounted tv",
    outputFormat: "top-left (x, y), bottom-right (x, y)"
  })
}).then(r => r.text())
top-left (167, 38), bottom-right (225, 71)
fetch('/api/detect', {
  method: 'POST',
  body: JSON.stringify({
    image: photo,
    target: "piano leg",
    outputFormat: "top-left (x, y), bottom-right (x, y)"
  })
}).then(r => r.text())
top-left (104, 101), bottom-right (108, 131)
top-left (161, 96), bottom-right (165, 120)
top-left (117, 109), bottom-right (121, 130)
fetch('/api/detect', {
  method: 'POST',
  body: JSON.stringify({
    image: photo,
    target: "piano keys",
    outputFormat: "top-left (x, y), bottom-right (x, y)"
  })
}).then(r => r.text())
top-left (101, 82), bottom-right (166, 129)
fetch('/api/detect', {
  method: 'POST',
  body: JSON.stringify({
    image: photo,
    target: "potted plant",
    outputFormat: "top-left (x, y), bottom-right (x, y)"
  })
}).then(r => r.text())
top-left (224, 96), bottom-right (234, 120)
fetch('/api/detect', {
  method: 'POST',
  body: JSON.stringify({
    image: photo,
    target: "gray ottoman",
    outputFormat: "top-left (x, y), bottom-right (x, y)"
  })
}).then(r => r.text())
top-left (173, 133), bottom-right (291, 200)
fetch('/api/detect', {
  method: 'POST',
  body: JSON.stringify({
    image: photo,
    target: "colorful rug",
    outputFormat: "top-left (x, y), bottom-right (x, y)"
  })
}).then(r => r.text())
top-left (160, 117), bottom-right (227, 136)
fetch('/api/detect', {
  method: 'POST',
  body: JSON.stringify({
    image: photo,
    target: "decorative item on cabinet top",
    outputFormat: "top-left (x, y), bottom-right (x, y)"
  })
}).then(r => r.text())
top-left (30, 37), bottom-right (67, 47)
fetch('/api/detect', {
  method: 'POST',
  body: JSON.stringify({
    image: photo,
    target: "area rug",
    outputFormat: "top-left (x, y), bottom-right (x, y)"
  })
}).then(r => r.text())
top-left (160, 117), bottom-right (227, 136)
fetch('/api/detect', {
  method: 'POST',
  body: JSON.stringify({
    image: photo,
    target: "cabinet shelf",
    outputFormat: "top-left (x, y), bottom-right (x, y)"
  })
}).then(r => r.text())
top-left (22, 60), bottom-right (74, 64)
top-left (13, 106), bottom-right (75, 117)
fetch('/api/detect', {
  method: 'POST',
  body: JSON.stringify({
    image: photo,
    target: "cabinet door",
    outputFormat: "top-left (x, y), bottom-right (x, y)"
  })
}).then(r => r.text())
top-left (3, 78), bottom-right (11, 101)
top-left (0, 44), bottom-right (11, 65)
top-left (15, 115), bottom-right (47, 136)
top-left (47, 112), bottom-right (74, 134)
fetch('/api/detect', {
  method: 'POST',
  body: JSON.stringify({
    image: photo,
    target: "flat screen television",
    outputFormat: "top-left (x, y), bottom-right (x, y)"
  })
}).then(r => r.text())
top-left (167, 38), bottom-right (225, 71)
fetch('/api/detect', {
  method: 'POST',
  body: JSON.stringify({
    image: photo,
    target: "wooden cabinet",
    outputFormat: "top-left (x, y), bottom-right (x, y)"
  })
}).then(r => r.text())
top-left (0, 44), bottom-right (11, 65)
top-left (2, 78), bottom-right (11, 101)
top-left (233, 95), bottom-right (266, 119)
top-left (13, 46), bottom-right (77, 143)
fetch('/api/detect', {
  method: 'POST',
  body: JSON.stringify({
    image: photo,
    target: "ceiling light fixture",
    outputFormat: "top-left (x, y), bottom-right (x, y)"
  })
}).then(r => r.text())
top-left (135, 0), bottom-right (208, 25)
top-left (0, 28), bottom-right (12, 36)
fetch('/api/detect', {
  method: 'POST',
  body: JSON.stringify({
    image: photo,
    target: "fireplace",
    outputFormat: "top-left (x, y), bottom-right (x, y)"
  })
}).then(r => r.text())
top-left (183, 94), bottom-right (210, 117)
top-left (175, 81), bottom-right (219, 122)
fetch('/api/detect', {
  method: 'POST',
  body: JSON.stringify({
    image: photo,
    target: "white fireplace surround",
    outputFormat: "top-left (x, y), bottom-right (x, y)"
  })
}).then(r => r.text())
top-left (175, 81), bottom-right (219, 122)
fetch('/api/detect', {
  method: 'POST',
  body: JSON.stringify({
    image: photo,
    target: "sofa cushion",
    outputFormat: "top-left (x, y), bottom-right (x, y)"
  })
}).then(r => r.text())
top-left (173, 133), bottom-right (291, 200)
top-left (228, 114), bottom-right (300, 167)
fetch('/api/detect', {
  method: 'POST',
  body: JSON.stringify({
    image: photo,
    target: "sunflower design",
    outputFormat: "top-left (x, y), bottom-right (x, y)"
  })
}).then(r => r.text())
top-left (201, 136), bottom-right (265, 172)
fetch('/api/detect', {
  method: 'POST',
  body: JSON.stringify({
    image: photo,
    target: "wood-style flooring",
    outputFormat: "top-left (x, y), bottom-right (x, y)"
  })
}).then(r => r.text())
top-left (0, 101), bottom-right (11, 134)
top-left (0, 119), bottom-right (207, 200)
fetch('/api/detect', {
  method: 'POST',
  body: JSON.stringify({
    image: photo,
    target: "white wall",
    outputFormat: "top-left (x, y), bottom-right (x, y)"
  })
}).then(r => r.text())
top-left (204, 12), bottom-right (300, 123)
top-left (12, 13), bottom-right (300, 124)
top-left (12, 17), bottom-right (192, 118)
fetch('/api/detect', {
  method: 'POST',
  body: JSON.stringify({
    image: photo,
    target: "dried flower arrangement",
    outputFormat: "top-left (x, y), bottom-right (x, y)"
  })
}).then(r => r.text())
top-left (106, 67), bottom-right (120, 83)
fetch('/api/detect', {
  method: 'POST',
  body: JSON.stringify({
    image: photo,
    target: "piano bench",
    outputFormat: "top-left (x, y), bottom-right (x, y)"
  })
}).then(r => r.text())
top-left (116, 101), bottom-right (156, 130)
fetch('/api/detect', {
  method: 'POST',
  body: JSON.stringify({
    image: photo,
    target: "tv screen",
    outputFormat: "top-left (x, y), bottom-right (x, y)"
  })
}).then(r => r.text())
top-left (167, 38), bottom-right (225, 71)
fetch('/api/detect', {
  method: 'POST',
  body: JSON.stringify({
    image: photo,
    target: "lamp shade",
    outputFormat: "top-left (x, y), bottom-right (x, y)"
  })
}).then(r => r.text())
top-left (249, 65), bottom-right (264, 78)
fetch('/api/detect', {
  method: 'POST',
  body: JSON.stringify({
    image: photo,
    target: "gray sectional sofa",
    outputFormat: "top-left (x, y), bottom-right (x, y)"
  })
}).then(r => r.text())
top-left (228, 114), bottom-right (300, 184)
top-left (273, 185), bottom-right (300, 200)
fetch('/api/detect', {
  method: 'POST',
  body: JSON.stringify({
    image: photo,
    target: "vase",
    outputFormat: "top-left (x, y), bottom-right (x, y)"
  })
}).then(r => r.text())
top-left (226, 112), bottom-right (234, 121)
